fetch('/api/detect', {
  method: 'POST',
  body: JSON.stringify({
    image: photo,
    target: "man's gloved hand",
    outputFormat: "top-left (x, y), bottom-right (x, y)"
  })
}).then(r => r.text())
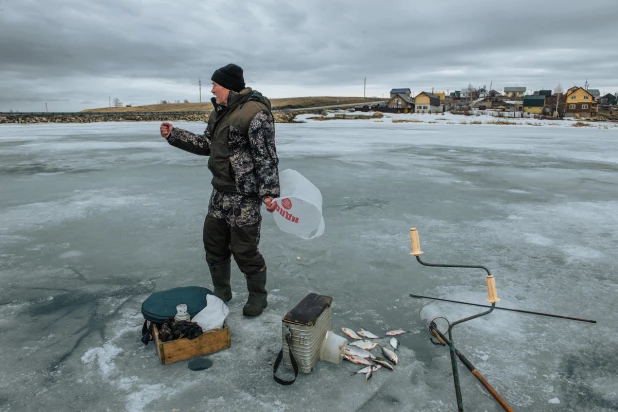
top-left (263, 197), bottom-right (277, 213)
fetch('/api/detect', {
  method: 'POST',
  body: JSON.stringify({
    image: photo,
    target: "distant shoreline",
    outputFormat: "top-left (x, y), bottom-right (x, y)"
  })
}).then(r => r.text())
top-left (0, 111), bottom-right (304, 124)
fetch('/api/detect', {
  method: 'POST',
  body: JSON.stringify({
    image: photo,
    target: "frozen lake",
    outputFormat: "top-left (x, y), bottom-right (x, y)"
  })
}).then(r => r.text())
top-left (1, 119), bottom-right (617, 411)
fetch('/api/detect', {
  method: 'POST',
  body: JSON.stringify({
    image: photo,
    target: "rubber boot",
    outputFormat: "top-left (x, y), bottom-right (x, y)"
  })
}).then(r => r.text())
top-left (208, 260), bottom-right (232, 302)
top-left (243, 268), bottom-right (268, 316)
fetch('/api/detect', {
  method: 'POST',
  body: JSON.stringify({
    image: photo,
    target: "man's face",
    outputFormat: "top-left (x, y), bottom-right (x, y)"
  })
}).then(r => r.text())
top-left (211, 82), bottom-right (230, 106)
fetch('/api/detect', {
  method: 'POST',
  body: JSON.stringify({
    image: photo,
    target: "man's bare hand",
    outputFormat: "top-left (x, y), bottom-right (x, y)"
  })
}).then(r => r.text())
top-left (264, 197), bottom-right (277, 213)
top-left (160, 122), bottom-right (173, 138)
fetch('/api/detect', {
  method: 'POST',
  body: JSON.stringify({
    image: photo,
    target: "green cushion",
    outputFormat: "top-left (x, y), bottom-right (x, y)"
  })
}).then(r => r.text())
top-left (141, 286), bottom-right (213, 323)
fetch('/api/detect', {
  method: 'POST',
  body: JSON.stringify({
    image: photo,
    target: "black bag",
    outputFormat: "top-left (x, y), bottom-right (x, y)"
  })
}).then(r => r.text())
top-left (141, 286), bottom-right (212, 345)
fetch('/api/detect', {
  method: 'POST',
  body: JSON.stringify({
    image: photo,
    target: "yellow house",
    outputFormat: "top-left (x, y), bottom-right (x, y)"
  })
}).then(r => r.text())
top-left (414, 92), bottom-right (441, 113)
top-left (433, 91), bottom-right (446, 102)
top-left (523, 95), bottom-right (545, 114)
top-left (564, 87), bottom-right (598, 117)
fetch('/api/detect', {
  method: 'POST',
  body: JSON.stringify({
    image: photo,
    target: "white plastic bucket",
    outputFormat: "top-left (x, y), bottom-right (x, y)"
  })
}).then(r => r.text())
top-left (419, 303), bottom-right (450, 335)
top-left (319, 331), bottom-right (347, 364)
top-left (273, 169), bottom-right (325, 239)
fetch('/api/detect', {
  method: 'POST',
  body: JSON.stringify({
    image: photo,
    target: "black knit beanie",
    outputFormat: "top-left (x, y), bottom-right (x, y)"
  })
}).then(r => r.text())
top-left (211, 63), bottom-right (245, 92)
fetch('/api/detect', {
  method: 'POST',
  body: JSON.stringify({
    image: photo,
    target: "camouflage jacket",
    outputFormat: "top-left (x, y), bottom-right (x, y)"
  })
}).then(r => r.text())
top-left (167, 88), bottom-right (280, 200)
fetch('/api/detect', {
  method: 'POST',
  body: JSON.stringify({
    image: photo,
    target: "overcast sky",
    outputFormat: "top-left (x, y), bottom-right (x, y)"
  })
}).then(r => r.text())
top-left (1, 0), bottom-right (617, 112)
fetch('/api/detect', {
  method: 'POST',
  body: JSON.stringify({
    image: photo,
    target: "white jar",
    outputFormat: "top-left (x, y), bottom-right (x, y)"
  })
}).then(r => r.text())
top-left (174, 304), bottom-right (190, 322)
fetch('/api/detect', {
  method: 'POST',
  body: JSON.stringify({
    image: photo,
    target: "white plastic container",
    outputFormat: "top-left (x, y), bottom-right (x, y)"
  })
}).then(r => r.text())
top-left (419, 303), bottom-right (449, 335)
top-left (272, 169), bottom-right (325, 239)
top-left (174, 304), bottom-right (190, 322)
top-left (319, 331), bottom-right (348, 364)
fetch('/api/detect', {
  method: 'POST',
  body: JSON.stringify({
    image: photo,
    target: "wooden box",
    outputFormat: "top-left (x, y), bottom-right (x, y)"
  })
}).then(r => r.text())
top-left (150, 321), bottom-right (231, 365)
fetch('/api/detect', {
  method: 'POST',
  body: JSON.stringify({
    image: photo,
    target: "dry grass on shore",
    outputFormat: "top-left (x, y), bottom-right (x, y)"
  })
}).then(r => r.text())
top-left (392, 119), bottom-right (423, 123)
top-left (82, 97), bottom-right (383, 113)
top-left (486, 120), bottom-right (517, 125)
top-left (571, 121), bottom-right (592, 127)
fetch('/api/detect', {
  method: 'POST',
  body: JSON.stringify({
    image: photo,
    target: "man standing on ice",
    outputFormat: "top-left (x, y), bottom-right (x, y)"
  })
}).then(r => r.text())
top-left (159, 63), bottom-right (279, 317)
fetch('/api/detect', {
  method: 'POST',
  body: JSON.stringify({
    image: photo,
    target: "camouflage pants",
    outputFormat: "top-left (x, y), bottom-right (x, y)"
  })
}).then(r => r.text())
top-left (203, 188), bottom-right (265, 275)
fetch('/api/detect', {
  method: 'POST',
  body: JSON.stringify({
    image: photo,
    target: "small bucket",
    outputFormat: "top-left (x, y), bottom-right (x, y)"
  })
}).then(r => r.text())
top-left (319, 331), bottom-right (347, 364)
top-left (419, 303), bottom-right (450, 335)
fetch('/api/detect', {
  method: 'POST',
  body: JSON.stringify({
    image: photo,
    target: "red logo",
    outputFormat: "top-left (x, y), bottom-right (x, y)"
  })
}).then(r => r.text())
top-left (281, 198), bottom-right (292, 210)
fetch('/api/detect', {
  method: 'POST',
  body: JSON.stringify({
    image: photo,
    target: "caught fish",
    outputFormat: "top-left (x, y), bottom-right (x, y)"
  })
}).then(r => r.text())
top-left (350, 365), bottom-right (382, 376)
top-left (344, 354), bottom-right (374, 366)
top-left (390, 337), bottom-right (399, 351)
top-left (345, 346), bottom-right (376, 359)
top-left (372, 357), bottom-right (394, 371)
top-left (351, 365), bottom-right (373, 375)
top-left (379, 345), bottom-right (399, 365)
top-left (357, 328), bottom-right (380, 339)
top-left (349, 340), bottom-right (378, 350)
top-left (342, 328), bottom-right (362, 340)
top-left (366, 367), bottom-right (374, 383)
top-left (386, 329), bottom-right (407, 336)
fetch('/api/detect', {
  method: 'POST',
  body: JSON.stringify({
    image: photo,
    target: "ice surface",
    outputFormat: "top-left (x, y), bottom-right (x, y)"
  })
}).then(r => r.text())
top-left (1, 119), bottom-right (617, 411)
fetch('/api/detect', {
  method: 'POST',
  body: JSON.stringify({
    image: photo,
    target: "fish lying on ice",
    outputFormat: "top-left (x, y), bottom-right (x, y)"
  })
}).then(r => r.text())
top-left (345, 346), bottom-right (376, 359)
top-left (390, 337), bottom-right (399, 351)
top-left (349, 340), bottom-right (378, 350)
top-left (385, 329), bottom-right (407, 336)
top-left (366, 367), bottom-right (374, 383)
top-left (342, 328), bottom-right (362, 340)
top-left (379, 345), bottom-right (399, 365)
top-left (344, 354), bottom-right (374, 366)
top-left (372, 357), bottom-right (394, 371)
top-left (357, 328), bottom-right (380, 339)
top-left (351, 365), bottom-right (382, 376)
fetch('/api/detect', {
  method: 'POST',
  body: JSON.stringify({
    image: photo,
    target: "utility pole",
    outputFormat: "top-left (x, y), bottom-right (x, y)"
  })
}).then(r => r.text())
top-left (45, 102), bottom-right (48, 112)
top-left (109, 96), bottom-right (111, 107)
top-left (199, 79), bottom-right (202, 103)
top-left (364, 77), bottom-right (366, 98)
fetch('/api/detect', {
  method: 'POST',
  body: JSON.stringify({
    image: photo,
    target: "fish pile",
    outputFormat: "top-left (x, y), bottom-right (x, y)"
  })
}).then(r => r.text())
top-left (341, 327), bottom-right (407, 383)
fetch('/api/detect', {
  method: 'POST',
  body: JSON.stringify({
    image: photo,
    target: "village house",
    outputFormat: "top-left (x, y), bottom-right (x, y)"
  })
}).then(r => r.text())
top-left (503, 87), bottom-right (526, 98)
top-left (523, 95), bottom-right (546, 114)
top-left (587, 89), bottom-right (601, 99)
top-left (598, 93), bottom-right (617, 106)
top-left (387, 88), bottom-right (414, 110)
top-left (564, 86), bottom-right (598, 118)
top-left (414, 92), bottom-right (442, 113)
top-left (432, 91), bottom-right (446, 102)
top-left (534, 90), bottom-right (552, 97)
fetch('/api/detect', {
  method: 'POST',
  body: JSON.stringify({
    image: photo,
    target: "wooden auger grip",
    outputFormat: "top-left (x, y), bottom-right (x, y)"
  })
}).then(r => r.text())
top-left (410, 228), bottom-right (423, 256)
top-left (486, 275), bottom-right (500, 303)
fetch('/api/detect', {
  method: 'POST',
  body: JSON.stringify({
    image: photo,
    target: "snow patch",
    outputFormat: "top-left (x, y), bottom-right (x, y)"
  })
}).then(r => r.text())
top-left (81, 343), bottom-right (123, 377)
top-left (523, 233), bottom-right (553, 246)
top-left (59, 250), bottom-right (84, 259)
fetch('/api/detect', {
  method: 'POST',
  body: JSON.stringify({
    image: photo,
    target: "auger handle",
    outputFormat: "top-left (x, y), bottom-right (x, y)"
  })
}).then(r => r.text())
top-left (410, 228), bottom-right (423, 256)
top-left (486, 275), bottom-right (500, 303)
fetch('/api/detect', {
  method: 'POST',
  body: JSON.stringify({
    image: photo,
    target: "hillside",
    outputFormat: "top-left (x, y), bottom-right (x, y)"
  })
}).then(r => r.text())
top-left (82, 96), bottom-right (383, 113)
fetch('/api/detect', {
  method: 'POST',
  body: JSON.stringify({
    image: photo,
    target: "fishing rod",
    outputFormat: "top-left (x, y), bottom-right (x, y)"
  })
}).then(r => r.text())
top-left (410, 228), bottom-right (501, 412)
top-left (410, 293), bottom-right (596, 324)
top-left (429, 324), bottom-right (513, 412)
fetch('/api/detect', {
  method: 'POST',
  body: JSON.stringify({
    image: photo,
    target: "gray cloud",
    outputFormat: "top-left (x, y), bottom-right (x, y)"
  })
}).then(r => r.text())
top-left (1, 0), bottom-right (617, 111)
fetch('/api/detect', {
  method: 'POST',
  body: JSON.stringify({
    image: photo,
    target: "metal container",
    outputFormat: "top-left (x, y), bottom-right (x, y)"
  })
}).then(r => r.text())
top-left (281, 293), bottom-right (345, 373)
